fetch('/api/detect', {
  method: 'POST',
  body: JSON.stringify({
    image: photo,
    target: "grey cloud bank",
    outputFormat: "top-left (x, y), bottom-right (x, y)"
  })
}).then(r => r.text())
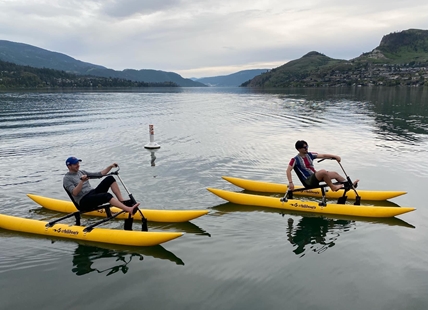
top-left (1, 0), bottom-right (427, 78)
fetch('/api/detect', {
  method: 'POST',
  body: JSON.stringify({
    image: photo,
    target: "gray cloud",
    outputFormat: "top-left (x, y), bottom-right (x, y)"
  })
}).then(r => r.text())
top-left (0, 0), bottom-right (427, 77)
top-left (100, 0), bottom-right (185, 18)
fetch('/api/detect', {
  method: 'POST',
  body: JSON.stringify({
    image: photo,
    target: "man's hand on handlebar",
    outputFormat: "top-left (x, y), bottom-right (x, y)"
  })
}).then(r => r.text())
top-left (80, 175), bottom-right (89, 181)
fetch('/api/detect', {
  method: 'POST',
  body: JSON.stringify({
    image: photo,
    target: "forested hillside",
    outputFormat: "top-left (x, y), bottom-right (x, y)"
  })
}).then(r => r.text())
top-left (0, 40), bottom-right (204, 87)
top-left (0, 60), bottom-right (178, 88)
top-left (243, 29), bottom-right (428, 88)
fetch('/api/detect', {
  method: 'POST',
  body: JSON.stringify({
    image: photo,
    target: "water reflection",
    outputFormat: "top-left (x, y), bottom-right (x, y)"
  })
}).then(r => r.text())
top-left (149, 221), bottom-right (211, 237)
top-left (145, 149), bottom-right (158, 167)
top-left (211, 202), bottom-right (415, 229)
top-left (0, 232), bottom-right (185, 276)
top-left (72, 244), bottom-right (143, 276)
top-left (71, 242), bottom-right (185, 276)
top-left (285, 216), bottom-right (354, 257)
top-left (252, 87), bottom-right (428, 144)
top-left (212, 201), bottom-right (414, 257)
top-left (150, 151), bottom-right (156, 166)
top-left (358, 87), bottom-right (428, 144)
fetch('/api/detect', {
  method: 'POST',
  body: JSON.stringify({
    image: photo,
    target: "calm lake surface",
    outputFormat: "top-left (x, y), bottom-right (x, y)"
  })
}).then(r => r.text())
top-left (0, 87), bottom-right (427, 310)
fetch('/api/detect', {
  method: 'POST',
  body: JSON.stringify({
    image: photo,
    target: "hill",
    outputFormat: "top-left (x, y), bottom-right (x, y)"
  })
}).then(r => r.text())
top-left (83, 67), bottom-right (204, 87)
top-left (243, 52), bottom-right (348, 87)
top-left (243, 29), bottom-right (428, 88)
top-left (0, 40), bottom-right (204, 87)
top-left (193, 69), bottom-right (269, 86)
top-left (0, 40), bottom-right (106, 73)
top-left (357, 29), bottom-right (428, 64)
top-left (0, 59), bottom-right (178, 88)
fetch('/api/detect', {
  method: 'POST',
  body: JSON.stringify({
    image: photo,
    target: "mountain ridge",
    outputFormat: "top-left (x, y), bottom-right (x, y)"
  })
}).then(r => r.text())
top-left (0, 59), bottom-right (178, 88)
top-left (243, 29), bottom-right (428, 88)
top-left (244, 51), bottom-right (347, 88)
top-left (0, 40), bottom-right (204, 87)
top-left (193, 69), bottom-right (269, 86)
top-left (3, 28), bottom-right (427, 89)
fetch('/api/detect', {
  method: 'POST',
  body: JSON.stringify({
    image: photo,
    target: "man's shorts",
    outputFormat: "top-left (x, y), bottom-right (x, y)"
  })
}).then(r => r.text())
top-left (303, 174), bottom-right (320, 188)
top-left (78, 176), bottom-right (115, 211)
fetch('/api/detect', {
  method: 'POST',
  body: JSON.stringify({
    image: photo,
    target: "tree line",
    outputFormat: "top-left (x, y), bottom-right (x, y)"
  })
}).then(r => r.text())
top-left (0, 60), bottom-right (178, 88)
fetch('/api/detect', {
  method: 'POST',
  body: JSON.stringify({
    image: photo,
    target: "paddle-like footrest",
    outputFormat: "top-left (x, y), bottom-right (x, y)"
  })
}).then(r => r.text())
top-left (83, 210), bottom-right (127, 233)
top-left (46, 211), bottom-right (81, 227)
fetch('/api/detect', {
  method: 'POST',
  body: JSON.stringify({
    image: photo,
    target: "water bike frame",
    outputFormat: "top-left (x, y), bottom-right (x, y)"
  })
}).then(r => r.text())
top-left (282, 160), bottom-right (361, 206)
top-left (51, 166), bottom-right (148, 232)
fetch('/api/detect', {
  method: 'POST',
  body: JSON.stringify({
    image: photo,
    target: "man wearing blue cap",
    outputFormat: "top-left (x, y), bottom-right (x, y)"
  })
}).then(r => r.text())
top-left (63, 157), bottom-right (140, 214)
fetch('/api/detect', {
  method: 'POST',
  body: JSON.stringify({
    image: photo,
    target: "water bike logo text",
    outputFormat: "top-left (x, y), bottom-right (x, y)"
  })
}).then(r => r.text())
top-left (52, 228), bottom-right (79, 235)
top-left (303, 190), bottom-right (320, 194)
top-left (290, 203), bottom-right (316, 210)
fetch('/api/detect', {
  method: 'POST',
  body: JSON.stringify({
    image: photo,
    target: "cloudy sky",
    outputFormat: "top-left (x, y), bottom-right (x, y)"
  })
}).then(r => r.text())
top-left (1, 0), bottom-right (427, 78)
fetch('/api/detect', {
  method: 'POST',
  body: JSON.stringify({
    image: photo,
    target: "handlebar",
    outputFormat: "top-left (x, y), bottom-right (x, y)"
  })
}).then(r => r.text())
top-left (80, 165), bottom-right (120, 180)
top-left (317, 158), bottom-right (337, 163)
top-left (108, 165), bottom-right (120, 175)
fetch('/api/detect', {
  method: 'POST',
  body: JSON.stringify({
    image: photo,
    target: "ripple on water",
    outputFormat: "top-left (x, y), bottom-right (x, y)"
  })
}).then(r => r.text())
top-left (0, 235), bottom-right (69, 274)
top-left (0, 89), bottom-right (427, 310)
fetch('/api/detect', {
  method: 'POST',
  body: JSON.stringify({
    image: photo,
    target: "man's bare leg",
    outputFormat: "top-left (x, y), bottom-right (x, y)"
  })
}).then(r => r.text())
top-left (326, 171), bottom-right (359, 188)
top-left (315, 170), bottom-right (343, 191)
top-left (109, 197), bottom-right (139, 215)
top-left (110, 181), bottom-right (125, 202)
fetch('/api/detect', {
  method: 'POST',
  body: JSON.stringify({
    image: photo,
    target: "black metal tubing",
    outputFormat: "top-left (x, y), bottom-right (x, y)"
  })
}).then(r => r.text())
top-left (83, 210), bottom-right (127, 233)
top-left (280, 182), bottom-right (352, 206)
top-left (46, 212), bottom-right (81, 227)
top-left (115, 173), bottom-right (148, 232)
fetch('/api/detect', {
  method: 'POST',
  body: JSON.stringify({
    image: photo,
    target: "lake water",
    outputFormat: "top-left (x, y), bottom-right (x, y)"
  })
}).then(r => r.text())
top-left (0, 87), bottom-right (427, 310)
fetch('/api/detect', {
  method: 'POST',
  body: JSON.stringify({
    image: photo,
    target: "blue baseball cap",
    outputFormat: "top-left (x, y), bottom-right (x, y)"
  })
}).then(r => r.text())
top-left (66, 157), bottom-right (82, 166)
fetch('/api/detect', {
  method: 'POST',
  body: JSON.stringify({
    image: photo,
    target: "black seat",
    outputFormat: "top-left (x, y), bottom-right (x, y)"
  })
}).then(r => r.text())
top-left (293, 166), bottom-right (353, 191)
top-left (46, 186), bottom-right (139, 231)
top-left (63, 186), bottom-right (143, 231)
top-left (61, 186), bottom-right (113, 225)
top-left (64, 187), bottom-right (111, 212)
top-left (293, 167), bottom-right (329, 190)
top-left (285, 167), bottom-right (348, 206)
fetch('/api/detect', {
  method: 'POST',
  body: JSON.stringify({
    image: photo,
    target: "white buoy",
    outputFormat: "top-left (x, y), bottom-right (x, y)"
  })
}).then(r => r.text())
top-left (144, 124), bottom-right (161, 149)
